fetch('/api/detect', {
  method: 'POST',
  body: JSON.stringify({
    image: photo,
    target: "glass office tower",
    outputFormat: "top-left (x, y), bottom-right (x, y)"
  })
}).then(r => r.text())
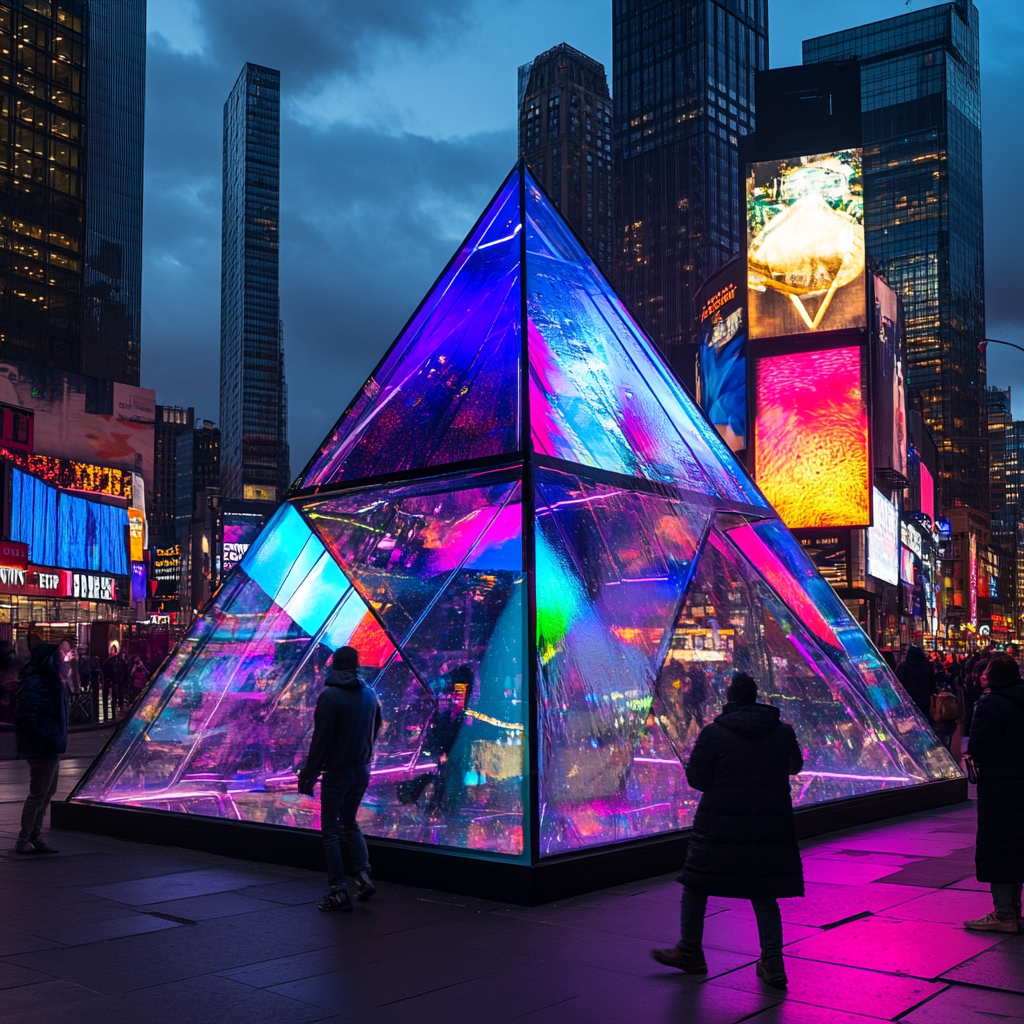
top-left (0, 0), bottom-right (144, 384)
top-left (220, 63), bottom-right (289, 503)
top-left (613, 0), bottom-right (768, 388)
top-left (804, 1), bottom-right (985, 512)
top-left (82, 0), bottom-right (145, 385)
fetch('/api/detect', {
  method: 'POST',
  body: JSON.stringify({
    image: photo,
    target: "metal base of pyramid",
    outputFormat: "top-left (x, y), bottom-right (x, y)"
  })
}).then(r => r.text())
top-left (52, 778), bottom-right (966, 906)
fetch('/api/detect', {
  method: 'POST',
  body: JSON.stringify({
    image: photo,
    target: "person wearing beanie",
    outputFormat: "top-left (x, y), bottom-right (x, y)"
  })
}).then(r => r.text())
top-left (14, 641), bottom-right (69, 854)
top-left (652, 671), bottom-right (804, 990)
top-left (964, 653), bottom-right (1024, 933)
top-left (298, 646), bottom-right (382, 911)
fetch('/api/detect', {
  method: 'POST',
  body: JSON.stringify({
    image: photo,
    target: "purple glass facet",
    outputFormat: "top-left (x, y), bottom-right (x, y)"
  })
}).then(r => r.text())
top-left (302, 174), bottom-right (522, 487)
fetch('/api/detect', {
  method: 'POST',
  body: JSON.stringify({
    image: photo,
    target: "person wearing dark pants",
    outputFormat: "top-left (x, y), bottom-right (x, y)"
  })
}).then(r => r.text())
top-left (15, 642), bottom-right (69, 854)
top-left (652, 672), bottom-right (804, 989)
top-left (299, 646), bottom-right (382, 912)
top-left (964, 653), bottom-right (1024, 933)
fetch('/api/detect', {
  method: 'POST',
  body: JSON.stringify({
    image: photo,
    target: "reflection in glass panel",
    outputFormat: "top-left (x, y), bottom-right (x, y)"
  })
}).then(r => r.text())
top-left (302, 173), bottom-right (521, 487)
top-left (535, 471), bottom-right (709, 855)
top-left (302, 470), bottom-right (521, 646)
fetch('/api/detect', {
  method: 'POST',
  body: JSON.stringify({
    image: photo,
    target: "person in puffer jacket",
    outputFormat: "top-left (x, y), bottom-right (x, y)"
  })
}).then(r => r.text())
top-left (652, 672), bottom-right (804, 989)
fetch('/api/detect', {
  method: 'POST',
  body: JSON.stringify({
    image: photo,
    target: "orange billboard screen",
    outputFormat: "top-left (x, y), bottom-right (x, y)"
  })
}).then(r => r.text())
top-left (754, 345), bottom-right (870, 529)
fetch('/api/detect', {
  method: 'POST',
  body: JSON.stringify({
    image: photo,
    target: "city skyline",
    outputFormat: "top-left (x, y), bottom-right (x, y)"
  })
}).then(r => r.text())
top-left (142, 0), bottom-right (1022, 469)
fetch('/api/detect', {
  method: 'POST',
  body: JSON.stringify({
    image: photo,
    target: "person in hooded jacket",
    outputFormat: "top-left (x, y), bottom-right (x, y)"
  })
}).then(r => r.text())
top-left (964, 653), bottom-right (1024, 932)
top-left (14, 641), bottom-right (68, 854)
top-left (895, 645), bottom-right (936, 721)
top-left (298, 646), bottom-right (382, 912)
top-left (652, 672), bottom-right (804, 989)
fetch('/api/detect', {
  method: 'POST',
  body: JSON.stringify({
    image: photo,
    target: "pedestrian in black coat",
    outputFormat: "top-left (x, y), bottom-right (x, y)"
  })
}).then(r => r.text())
top-left (895, 645), bottom-right (936, 721)
top-left (298, 645), bottom-right (382, 912)
top-left (652, 672), bottom-right (804, 989)
top-left (964, 654), bottom-right (1024, 933)
top-left (14, 642), bottom-right (68, 855)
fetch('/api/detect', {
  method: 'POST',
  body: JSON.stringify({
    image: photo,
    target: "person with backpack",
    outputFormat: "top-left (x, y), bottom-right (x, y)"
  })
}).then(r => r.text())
top-left (930, 684), bottom-right (962, 751)
top-left (298, 646), bottom-right (382, 912)
top-left (963, 654), bottom-right (1024, 933)
top-left (651, 672), bottom-right (804, 989)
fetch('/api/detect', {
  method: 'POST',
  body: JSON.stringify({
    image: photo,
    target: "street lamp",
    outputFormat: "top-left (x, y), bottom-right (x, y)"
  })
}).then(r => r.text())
top-left (980, 338), bottom-right (1024, 356)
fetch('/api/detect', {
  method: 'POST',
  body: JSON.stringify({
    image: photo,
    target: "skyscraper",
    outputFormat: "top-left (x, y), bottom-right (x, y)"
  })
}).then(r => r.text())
top-left (220, 63), bottom-right (289, 503)
top-left (803, 1), bottom-right (985, 512)
top-left (0, 0), bottom-right (145, 384)
top-left (518, 43), bottom-right (614, 275)
top-left (151, 404), bottom-right (195, 541)
top-left (82, 0), bottom-right (146, 385)
top-left (613, 0), bottom-right (768, 386)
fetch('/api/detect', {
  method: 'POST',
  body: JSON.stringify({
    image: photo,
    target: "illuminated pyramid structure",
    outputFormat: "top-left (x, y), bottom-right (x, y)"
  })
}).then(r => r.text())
top-left (72, 164), bottom-right (958, 862)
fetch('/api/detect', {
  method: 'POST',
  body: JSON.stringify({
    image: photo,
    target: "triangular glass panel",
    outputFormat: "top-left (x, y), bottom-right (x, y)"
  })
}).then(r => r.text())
top-left (301, 171), bottom-right (522, 487)
top-left (301, 468), bottom-right (520, 646)
top-left (74, 504), bottom-right (393, 821)
top-left (524, 174), bottom-right (764, 507)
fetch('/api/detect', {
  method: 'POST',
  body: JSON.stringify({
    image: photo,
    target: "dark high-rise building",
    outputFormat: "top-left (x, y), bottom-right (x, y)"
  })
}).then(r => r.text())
top-left (518, 43), bottom-right (614, 275)
top-left (804, 0), bottom-right (985, 512)
top-left (82, 0), bottom-right (145, 385)
top-left (175, 420), bottom-right (220, 616)
top-left (220, 63), bottom-right (289, 503)
top-left (151, 404), bottom-right (194, 541)
top-left (0, 1), bottom-right (144, 384)
top-left (613, 0), bottom-right (768, 387)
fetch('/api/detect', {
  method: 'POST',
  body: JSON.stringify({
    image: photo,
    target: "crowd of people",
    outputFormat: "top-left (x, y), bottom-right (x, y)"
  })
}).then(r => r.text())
top-left (0, 639), bottom-right (151, 727)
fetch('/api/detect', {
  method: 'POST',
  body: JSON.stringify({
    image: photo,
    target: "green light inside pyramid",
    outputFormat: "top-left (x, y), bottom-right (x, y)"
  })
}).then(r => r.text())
top-left (72, 166), bottom-right (959, 860)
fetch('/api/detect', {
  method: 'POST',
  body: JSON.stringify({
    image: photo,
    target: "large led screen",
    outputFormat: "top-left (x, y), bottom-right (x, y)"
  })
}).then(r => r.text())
top-left (753, 346), bottom-right (870, 529)
top-left (696, 261), bottom-right (746, 452)
top-left (867, 487), bottom-right (900, 586)
top-left (747, 149), bottom-right (864, 339)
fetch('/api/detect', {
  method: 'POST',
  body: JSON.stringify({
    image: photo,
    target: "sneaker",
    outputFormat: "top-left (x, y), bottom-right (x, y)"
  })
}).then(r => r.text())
top-left (318, 887), bottom-right (354, 913)
top-left (352, 870), bottom-right (376, 901)
top-left (650, 947), bottom-right (708, 973)
top-left (756, 956), bottom-right (788, 989)
top-left (964, 912), bottom-right (1018, 933)
top-left (15, 839), bottom-right (58, 855)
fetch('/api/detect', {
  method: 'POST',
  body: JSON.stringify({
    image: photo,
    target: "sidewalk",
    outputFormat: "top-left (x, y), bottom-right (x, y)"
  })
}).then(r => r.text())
top-left (1, 757), bottom-right (1021, 1023)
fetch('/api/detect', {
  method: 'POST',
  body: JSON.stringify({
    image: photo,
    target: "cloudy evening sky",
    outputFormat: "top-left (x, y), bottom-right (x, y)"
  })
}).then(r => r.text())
top-left (141, 0), bottom-right (1024, 475)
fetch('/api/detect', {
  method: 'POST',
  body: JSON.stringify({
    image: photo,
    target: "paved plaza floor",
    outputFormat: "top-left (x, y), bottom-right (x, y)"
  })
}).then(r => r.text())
top-left (2, 736), bottom-right (1023, 1023)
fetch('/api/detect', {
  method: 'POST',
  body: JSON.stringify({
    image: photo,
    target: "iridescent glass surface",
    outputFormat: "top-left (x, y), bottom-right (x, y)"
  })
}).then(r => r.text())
top-left (74, 164), bottom-right (960, 864)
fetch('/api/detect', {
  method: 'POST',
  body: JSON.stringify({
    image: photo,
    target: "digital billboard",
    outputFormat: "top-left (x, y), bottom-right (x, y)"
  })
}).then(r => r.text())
top-left (747, 149), bottom-right (864, 339)
top-left (920, 461), bottom-right (936, 526)
top-left (221, 511), bottom-right (266, 576)
top-left (872, 276), bottom-right (907, 479)
top-left (696, 260), bottom-right (746, 452)
top-left (867, 487), bottom-right (899, 586)
top-left (753, 345), bottom-right (870, 529)
top-left (128, 508), bottom-right (145, 563)
top-left (0, 359), bottom-right (155, 493)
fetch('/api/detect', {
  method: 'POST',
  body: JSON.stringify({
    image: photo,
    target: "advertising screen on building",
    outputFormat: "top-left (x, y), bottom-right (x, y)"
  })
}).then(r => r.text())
top-left (152, 544), bottom-right (180, 599)
top-left (867, 487), bottom-right (899, 585)
top-left (747, 149), bottom-right (864, 339)
top-left (0, 359), bottom-right (155, 493)
top-left (920, 461), bottom-right (936, 526)
top-left (753, 345), bottom-right (870, 529)
top-left (128, 508), bottom-right (145, 563)
top-left (221, 511), bottom-right (266, 576)
top-left (9, 467), bottom-right (128, 575)
top-left (696, 260), bottom-right (746, 452)
top-left (872, 276), bottom-right (907, 479)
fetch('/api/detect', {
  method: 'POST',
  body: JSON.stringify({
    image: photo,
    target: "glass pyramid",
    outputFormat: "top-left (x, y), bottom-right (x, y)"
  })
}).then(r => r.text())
top-left (73, 164), bottom-right (959, 862)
